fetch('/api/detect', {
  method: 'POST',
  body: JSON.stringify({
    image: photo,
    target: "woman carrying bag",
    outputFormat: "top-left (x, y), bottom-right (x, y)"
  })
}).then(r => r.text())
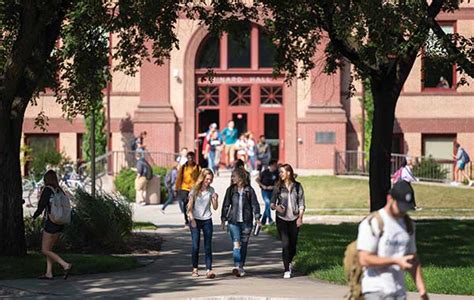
top-left (270, 164), bottom-right (305, 279)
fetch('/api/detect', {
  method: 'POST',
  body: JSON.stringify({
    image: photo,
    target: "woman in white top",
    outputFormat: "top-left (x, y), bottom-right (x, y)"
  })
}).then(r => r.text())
top-left (187, 168), bottom-right (218, 278)
top-left (270, 164), bottom-right (305, 279)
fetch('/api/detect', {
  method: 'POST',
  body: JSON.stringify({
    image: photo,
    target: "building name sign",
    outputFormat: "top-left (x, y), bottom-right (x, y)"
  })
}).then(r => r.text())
top-left (199, 76), bottom-right (279, 84)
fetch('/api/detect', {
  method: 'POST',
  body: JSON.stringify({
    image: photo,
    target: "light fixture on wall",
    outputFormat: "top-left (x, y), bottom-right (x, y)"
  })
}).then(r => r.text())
top-left (173, 68), bottom-right (180, 79)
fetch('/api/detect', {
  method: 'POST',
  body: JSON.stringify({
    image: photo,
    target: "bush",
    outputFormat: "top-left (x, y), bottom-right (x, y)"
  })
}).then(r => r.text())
top-left (114, 167), bottom-right (169, 202)
top-left (62, 189), bottom-right (133, 253)
top-left (24, 216), bottom-right (43, 250)
top-left (114, 168), bottom-right (136, 201)
top-left (413, 156), bottom-right (448, 180)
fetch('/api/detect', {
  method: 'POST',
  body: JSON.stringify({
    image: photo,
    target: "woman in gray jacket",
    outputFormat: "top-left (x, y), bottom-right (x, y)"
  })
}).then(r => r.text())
top-left (270, 164), bottom-right (305, 279)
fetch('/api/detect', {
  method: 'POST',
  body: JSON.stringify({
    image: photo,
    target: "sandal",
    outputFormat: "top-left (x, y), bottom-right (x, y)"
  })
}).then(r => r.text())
top-left (191, 269), bottom-right (199, 277)
top-left (38, 275), bottom-right (53, 280)
top-left (63, 264), bottom-right (73, 280)
top-left (206, 270), bottom-right (216, 279)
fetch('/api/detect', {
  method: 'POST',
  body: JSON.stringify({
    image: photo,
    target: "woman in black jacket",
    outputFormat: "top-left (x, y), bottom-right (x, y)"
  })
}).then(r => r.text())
top-left (33, 170), bottom-right (72, 280)
top-left (221, 167), bottom-right (261, 277)
top-left (270, 164), bottom-right (305, 279)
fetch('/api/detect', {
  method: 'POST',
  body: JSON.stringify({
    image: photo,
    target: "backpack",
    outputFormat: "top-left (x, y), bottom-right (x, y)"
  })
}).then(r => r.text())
top-left (391, 167), bottom-right (403, 184)
top-left (343, 211), bottom-right (413, 300)
top-left (144, 161), bottom-right (153, 180)
top-left (461, 148), bottom-right (471, 164)
top-left (164, 169), bottom-right (174, 189)
top-left (130, 138), bottom-right (138, 151)
top-left (46, 186), bottom-right (72, 225)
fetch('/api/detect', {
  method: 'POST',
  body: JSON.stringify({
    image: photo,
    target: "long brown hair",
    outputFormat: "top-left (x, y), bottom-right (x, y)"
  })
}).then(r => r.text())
top-left (276, 164), bottom-right (297, 189)
top-left (232, 167), bottom-right (249, 187)
top-left (187, 168), bottom-right (214, 214)
top-left (43, 170), bottom-right (60, 188)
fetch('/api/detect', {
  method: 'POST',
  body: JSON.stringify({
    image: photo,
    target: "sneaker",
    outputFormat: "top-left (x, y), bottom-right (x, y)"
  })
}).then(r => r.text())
top-left (469, 181), bottom-right (473, 187)
top-left (206, 270), bottom-right (216, 279)
top-left (232, 267), bottom-right (240, 277)
top-left (191, 269), bottom-right (199, 277)
top-left (414, 206), bottom-right (423, 211)
top-left (238, 268), bottom-right (246, 277)
top-left (451, 181), bottom-right (461, 186)
top-left (283, 271), bottom-right (291, 279)
top-left (139, 201), bottom-right (147, 206)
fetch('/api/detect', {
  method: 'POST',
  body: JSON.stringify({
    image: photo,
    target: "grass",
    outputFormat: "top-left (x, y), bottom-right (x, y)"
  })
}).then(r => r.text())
top-left (266, 220), bottom-right (474, 295)
top-left (0, 252), bottom-right (141, 280)
top-left (133, 221), bottom-right (159, 231)
top-left (299, 176), bottom-right (474, 213)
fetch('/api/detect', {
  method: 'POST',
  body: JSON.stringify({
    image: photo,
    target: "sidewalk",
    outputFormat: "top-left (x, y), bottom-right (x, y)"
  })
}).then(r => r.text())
top-left (3, 172), bottom-right (472, 299)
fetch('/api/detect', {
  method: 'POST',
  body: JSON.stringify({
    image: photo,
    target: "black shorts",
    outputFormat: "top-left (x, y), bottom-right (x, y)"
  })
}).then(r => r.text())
top-left (44, 218), bottom-right (64, 234)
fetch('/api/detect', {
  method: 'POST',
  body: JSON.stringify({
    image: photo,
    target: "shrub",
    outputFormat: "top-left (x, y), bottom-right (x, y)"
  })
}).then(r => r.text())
top-left (24, 216), bottom-right (43, 250)
top-left (114, 168), bottom-right (136, 202)
top-left (413, 156), bottom-right (448, 181)
top-left (114, 167), bottom-right (170, 202)
top-left (63, 189), bottom-right (133, 253)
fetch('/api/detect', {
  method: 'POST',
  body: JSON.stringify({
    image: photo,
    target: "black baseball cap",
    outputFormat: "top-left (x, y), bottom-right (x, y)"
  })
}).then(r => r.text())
top-left (389, 181), bottom-right (416, 212)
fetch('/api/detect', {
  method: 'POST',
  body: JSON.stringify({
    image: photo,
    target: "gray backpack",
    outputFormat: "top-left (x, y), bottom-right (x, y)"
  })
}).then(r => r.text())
top-left (46, 186), bottom-right (72, 225)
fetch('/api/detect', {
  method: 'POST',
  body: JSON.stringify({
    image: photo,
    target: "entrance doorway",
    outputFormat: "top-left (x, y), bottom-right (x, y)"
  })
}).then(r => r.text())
top-left (232, 113), bottom-right (248, 136)
top-left (264, 113), bottom-right (280, 161)
top-left (197, 109), bottom-right (220, 166)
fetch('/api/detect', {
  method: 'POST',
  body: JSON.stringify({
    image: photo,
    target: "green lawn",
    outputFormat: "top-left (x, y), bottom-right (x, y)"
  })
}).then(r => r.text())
top-left (299, 176), bottom-right (474, 214)
top-left (266, 220), bottom-right (474, 295)
top-left (0, 252), bottom-right (141, 280)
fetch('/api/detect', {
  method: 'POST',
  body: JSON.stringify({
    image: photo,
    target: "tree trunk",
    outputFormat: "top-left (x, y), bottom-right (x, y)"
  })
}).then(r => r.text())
top-left (0, 105), bottom-right (27, 256)
top-left (368, 77), bottom-right (399, 211)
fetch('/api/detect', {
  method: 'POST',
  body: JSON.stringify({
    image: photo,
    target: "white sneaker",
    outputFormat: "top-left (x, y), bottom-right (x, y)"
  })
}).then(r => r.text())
top-left (283, 271), bottom-right (291, 279)
top-left (451, 181), bottom-right (461, 186)
top-left (238, 268), bottom-right (246, 277)
top-left (469, 181), bottom-right (473, 187)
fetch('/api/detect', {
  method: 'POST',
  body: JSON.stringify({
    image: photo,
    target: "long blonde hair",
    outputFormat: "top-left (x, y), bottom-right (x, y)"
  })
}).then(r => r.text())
top-left (187, 168), bottom-right (214, 214)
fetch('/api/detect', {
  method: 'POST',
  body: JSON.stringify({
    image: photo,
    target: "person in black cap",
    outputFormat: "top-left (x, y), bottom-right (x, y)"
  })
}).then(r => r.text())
top-left (356, 181), bottom-right (428, 300)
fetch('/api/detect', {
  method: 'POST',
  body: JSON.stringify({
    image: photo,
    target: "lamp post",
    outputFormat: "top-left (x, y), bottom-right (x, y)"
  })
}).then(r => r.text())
top-left (90, 103), bottom-right (96, 197)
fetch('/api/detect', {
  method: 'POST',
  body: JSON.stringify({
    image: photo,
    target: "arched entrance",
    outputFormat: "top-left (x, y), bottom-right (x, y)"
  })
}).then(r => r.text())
top-left (194, 24), bottom-right (286, 164)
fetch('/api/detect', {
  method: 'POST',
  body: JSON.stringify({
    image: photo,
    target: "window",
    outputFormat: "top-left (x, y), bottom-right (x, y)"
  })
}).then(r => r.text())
top-left (315, 132), bottom-right (336, 144)
top-left (422, 135), bottom-right (455, 160)
top-left (229, 86), bottom-right (251, 106)
top-left (422, 24), bottom-right (455, 90)
top-left (228, 28), bottom-right (251, 68)
top-left (260, 86), bottom-right (283, 105)
top-left (259, 31), bottom-right (277, 68)
top-left (196, 36), bottom-right (220, 69)
top-left (77, 133), bottom-right (84, 161)
top-left (196, 86), bottom-right (219, 107)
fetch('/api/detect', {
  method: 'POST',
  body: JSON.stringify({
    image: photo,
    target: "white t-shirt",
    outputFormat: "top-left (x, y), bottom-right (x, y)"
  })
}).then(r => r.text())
top-left (191, 187), bottom-right (215, 220)
top-left (278, 184), bottom-right (298, 221)
top-left (247, 139), bottom-right (256, 157)
top-left (401, 166), bottom-right (417, 183)
top-left (356, 208), bottom-right (416, 296)
top-left (237, 189), bottom-right (244, 222)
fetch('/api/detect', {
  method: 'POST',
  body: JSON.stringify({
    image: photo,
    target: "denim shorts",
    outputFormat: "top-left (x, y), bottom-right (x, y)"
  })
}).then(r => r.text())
top-left (457, 161), bottom-right (466, 170)
top-left (44, 218), bottom-right (64, 234)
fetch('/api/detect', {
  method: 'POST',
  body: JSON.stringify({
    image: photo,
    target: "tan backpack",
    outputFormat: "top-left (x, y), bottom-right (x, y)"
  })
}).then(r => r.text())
top-left (343, 211), bottom-right (413, 300)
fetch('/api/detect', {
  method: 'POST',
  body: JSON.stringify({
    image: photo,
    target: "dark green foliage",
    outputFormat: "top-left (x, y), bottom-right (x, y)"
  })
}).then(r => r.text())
top-left (29, 150), bottom-right (71, 180)
top-left (62, 189), bottom-right (133, 253)
top-left (114, 167), bottom-right (170, 203)
top-left (83, 99), bottom-right (107, 161)
top-left (114, 168), bottom-right (136, 202)
top-left (413, 156), bottom-right (448, 180)
top-left (23, 216), bottom-right (43, 250)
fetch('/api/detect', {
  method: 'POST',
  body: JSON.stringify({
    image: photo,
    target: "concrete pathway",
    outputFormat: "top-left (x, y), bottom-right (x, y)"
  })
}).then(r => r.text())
top-left (3, 172), bottom-right (471, 299)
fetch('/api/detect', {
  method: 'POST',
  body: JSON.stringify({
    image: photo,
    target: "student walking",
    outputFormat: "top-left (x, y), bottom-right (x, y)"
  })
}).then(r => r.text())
top-left (135, 152), bottom-right (153, 205)
top-left (270, 164), bottom-right (305, 279)
top-left (204, 130), bottom-right (223, 175)
top-left (221, 167), bottom-right (261, 277)
top-left (161, 162), bottom-right (178, 213)
top-left (176, 152), bottom-right (201, 226)
top-left (452, 143), bottom-right (473, 187)
top-left (221, 120), bottom-right (239, 168)
top-left (187, 169), bottom-right (218, 278)
top-left (33, 170), bottom-right (73, 280)
top-left (356, 181), bottom-right (428, 300)
top-left (256, 159), bottom-right (279, 225)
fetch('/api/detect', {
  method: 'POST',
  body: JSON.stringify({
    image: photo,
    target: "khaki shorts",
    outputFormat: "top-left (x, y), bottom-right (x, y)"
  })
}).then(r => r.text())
top-left (224, 144), bottom-right (236, 162)
top-left (135, 176), bottom-right (148, 191)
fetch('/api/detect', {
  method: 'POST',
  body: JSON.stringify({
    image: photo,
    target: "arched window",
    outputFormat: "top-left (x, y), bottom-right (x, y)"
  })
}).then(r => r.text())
top-left (259, 31), bottom-right (276, 68)
top-left (196, 35), bottom-right (220, 69)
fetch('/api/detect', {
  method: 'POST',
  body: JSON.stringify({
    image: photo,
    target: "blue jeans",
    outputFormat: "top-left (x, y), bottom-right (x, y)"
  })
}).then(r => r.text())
top-left (190, 219), bottom-right (213, 270)
top-left (177, 190), bottom-right (190, 224)
top-left (161, 188), bottom-right (175, 210)
top-left (261, 190), bottom-right (273, 225)
top-left (228, 222), bottom-right (252, 268)
top-left (249, 155), bottom-right (256, 170)
top-left (208, 151), bottom-right (217, 173)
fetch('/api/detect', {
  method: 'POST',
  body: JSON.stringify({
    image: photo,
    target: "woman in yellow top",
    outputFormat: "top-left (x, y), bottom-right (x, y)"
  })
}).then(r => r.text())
top-left (175, 151), bottom-right (201, 226)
